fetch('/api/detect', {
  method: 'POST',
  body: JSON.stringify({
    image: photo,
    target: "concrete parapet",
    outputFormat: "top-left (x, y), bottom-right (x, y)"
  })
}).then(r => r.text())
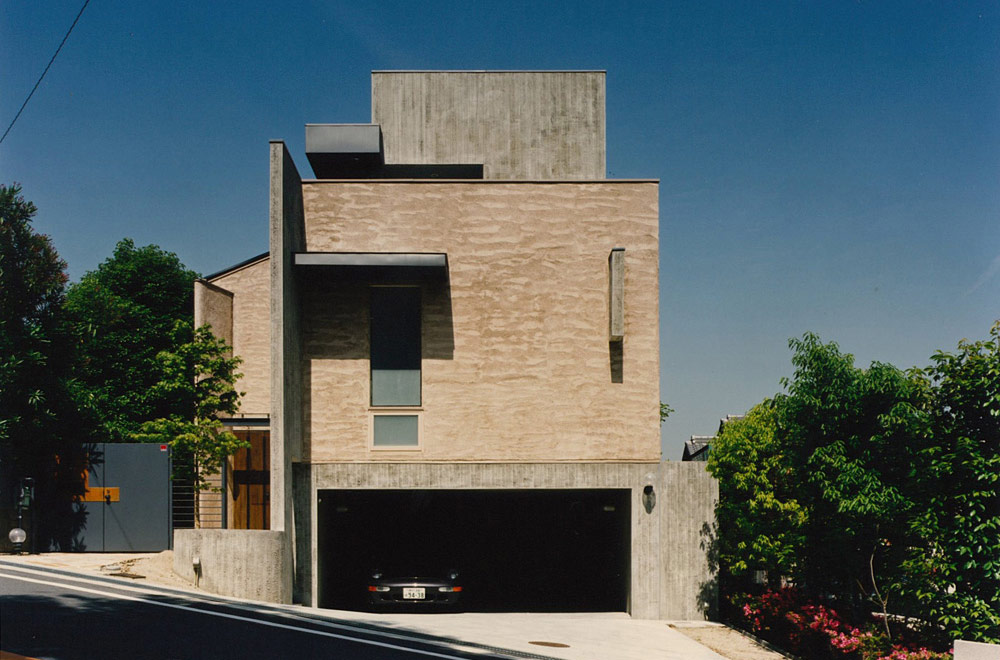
top-left (954, 640), bottom-right (1000, 660)
top-left (173, 529), bottom-right (291, 603)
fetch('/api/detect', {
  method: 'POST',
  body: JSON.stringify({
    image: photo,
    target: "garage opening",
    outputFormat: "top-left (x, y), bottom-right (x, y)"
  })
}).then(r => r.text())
top-left (317, 489), bottom-right (630, 612)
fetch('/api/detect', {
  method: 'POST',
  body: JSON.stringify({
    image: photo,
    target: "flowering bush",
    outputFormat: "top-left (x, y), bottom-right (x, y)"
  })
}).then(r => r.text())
top-left (731, 588), bottom-right (951, 660)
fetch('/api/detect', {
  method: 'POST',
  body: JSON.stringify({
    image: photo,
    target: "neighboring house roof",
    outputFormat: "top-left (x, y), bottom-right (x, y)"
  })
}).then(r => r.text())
top-left (681, 414), bottom-right (746, 461)
top-left (202, 252), bottom-right (269, 282)
top-left (682, 435), bottom-right (713, 461)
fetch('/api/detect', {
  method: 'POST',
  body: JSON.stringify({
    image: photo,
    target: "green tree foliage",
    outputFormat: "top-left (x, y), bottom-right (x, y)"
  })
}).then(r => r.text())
top-left (899, 322), bottom-right (1000, 643)
top-left (0, 184), bottom-right (93, 549)
top-left (711, 326), bottom-right (1000, 645)
top-left (133, 323), bottom-right (247, 511)
top-left (65, 239), bottom-right (198, 441)
top-left (708, 402), bottom-right (806, 584)
top-left (776, 334), bottom-right (923, 615)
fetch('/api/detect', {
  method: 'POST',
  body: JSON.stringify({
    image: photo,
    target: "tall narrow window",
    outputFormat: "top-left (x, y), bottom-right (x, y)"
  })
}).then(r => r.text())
top-left (370, 286), bottom-right (421, 407)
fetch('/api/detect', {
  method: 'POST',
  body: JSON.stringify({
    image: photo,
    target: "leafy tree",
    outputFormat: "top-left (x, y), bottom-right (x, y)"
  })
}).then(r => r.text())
top-left (660, 402), bottom-right (674, 423)
top-left (707, 401), bottom-right (806, 586)
top-left (0, 184), bottom-right (93, 549)
top-left (775, 334), bottom-right (922, 619)
top-left (65, 239), bottom-right (198, 441)
top-left (900, 321), bottom-right (1000, 643)
top-left (133, 323), bottom-right (247, 526)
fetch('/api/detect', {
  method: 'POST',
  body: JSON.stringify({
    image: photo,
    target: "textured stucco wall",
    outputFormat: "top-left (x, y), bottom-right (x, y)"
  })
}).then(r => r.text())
top-left (300, 180), bottom-right (660, 463)
top-left (293, 461), bottom-right (716, 620)
top-left (194, 280), bottom-right (233, 347)
top-left (173, 529), bottom-right (291, 603)
top-left (372, 71), bottom-right (605, 180)
top-left (207, 258), bottom-right (270, 416)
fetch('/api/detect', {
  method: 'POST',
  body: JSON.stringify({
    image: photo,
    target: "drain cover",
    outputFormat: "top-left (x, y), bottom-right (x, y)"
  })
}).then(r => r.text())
top-left (528, 641), bottom-right (570, 648)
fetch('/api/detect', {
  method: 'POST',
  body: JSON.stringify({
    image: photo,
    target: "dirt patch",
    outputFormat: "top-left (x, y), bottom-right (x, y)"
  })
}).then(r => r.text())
top-left (671, 624), bottom-right (789, 660)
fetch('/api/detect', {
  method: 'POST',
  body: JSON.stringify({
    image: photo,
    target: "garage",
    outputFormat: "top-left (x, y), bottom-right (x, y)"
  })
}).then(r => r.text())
top-left (317, 489), bottom-right (631, 612)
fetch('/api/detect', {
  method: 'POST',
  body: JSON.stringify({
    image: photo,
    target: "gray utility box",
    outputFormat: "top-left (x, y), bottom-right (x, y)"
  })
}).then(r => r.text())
top-left (76, 443), bottom-right (172, 552)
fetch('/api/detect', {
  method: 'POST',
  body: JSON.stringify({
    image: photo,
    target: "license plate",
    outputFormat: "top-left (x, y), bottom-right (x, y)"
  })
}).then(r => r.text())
top-left (403, 587), bottom-right (425, 600)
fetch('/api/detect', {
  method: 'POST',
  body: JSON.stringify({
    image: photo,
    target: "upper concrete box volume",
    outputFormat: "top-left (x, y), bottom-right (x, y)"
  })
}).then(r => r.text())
top-left (373, 71), bottom-right (606, 179)
top-left (184, 70), bottom-right (717, 622)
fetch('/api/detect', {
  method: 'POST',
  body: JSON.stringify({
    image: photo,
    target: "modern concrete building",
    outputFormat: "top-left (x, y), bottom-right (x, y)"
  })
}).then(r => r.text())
top-left (176, 71), bottom-right (717, 620)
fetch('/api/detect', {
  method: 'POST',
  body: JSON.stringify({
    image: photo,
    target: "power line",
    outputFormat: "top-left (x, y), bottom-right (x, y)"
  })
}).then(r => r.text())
top-left (0, 0), bottom-right (92, 146)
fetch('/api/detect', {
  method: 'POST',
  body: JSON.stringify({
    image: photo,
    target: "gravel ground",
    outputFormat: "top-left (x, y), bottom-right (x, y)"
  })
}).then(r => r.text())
top-left (670, 622), bottom-right (790, 660)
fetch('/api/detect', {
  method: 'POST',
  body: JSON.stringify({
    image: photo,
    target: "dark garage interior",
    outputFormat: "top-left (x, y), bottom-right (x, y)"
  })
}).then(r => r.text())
top-left (317, 488), bottom-right (631, 612)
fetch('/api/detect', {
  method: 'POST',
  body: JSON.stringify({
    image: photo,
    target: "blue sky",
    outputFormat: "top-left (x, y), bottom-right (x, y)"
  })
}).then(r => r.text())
top-left (2, 1), bottom-right (997, 458)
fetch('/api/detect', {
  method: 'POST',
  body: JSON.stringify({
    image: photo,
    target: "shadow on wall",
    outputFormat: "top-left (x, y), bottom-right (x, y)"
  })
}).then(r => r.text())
top-left (698, 519), bottom-right (720, 620)
top-left (609, 341), bottom-right (623, 383)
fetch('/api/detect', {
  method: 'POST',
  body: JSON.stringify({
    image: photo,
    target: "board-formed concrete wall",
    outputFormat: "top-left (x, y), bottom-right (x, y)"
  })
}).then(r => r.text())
top-left (372, 71), bottom-right (606, 180)
top-left (299, 180), bottom-right (660, 464)
top-left (173, 529), bottom-right (291, 603)
top-left (293, 461), bottom-right (717, 620)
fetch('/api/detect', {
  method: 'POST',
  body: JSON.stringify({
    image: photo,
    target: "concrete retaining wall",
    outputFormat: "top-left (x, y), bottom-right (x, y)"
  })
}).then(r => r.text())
top-left (173, 529), bottom-right (291, 603)
top-left (954, 640), bottom-right (1000, 660)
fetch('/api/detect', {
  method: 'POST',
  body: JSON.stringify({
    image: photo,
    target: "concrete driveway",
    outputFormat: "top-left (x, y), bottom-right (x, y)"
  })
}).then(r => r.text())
top-left (1, 552), bottom-right (733, 660)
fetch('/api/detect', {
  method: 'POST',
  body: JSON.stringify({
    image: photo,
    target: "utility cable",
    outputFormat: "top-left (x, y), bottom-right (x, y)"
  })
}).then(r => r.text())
top-left (0, 0), bottom-right (91, 146)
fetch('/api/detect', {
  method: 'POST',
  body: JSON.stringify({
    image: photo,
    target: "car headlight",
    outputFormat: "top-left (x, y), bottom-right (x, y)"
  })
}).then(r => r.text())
top-left (438, 586), bottom-right (463, 592)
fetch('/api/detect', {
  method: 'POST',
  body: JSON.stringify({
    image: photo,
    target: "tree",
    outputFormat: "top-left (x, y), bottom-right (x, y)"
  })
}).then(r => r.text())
top-left (900, 321), bottom-right (1000, 643)
top-left (0, 184), bottom-right (93, 549)
top-left (707, 401), bottom-right (806, 587)
top-left (65, 239), bottom-right (198, 441)
top-left (774, 333), bottom-right (923, 619)
top-left (133, 323), bottom-right (247, 526)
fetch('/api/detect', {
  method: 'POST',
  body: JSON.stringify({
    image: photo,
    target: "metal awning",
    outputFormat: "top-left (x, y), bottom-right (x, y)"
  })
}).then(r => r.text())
top-left (293, 253), bottom-right (447, 268)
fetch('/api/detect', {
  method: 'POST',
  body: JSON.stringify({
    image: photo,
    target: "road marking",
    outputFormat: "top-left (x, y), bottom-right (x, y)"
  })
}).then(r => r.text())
top-left (0, 572), bottom-right (483, 660)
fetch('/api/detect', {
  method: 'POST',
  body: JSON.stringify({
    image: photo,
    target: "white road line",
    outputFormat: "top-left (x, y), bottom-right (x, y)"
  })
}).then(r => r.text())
top-left (0, 564), bottom-right (501, 657)
top-left (0, 572), bottom-right (478, 660)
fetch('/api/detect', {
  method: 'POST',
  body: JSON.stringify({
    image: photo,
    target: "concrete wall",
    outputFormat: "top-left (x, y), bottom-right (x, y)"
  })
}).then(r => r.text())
top-left (659, 462), bottom-right (719, 620)
top-left (300, 180), bottom-right (660, 463)
top-left (207, 257), bottom-right (271, 416)
top-left (954, 640), bottom-right (1000, 660)
top-left (173, 529), bottom-right (291, 603)
top-left (372, 71), bottom-right (606, 180)
top-left (293, 461), bottom-right (717, 620)
top-left (270, 141), bottom-right (304, 534)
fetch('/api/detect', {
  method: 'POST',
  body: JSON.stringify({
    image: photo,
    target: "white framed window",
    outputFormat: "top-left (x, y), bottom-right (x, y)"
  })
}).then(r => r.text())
top-left (370, 410), bottom-right (422, 450)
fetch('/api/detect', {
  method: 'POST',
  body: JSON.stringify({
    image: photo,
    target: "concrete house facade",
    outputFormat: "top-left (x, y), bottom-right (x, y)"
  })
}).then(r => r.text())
top-left (176, 71), bottom-right (717, 620)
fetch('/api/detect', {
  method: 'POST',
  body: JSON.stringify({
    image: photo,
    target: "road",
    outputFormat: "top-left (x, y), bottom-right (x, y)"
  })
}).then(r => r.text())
top-left (0, 563), bottom-right (532, 660)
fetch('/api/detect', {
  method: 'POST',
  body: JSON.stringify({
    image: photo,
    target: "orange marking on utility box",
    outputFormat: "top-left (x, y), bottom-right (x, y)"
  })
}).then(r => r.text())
top-left (79, 469), bottom-right (120, 502)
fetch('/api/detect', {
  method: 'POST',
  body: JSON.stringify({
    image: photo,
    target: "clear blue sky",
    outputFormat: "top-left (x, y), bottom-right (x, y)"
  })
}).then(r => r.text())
top-left (2, 1), bottom-right (997, 459)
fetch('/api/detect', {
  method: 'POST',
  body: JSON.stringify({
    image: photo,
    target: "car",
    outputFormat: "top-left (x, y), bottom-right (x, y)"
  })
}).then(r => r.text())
top-left (367, 569), bottom-right (463, 609)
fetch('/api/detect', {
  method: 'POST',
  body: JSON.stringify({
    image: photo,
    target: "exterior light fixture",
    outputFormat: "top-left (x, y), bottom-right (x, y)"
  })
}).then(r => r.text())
top-left (8, 527), bottom-right (26, 554)
top-left (642, 472), bottom-right (657, 514)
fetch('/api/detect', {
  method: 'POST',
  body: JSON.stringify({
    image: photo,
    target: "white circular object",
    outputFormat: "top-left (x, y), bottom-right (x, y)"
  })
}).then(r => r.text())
top-left (8, 527), bottom-right (26, 544)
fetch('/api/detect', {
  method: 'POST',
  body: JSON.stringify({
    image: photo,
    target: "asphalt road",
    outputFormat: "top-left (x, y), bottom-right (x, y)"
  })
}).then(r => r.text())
top-left (0, 563), bottom-right (533, 660)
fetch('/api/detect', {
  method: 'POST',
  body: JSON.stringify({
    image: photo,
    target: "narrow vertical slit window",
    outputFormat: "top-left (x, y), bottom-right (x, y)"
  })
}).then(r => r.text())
top-left (370, 286), bottom-right (421, 407)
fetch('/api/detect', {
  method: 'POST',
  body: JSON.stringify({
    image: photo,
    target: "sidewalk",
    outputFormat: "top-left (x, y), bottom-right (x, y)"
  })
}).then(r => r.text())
top-left (0, 552), bottom-right (781, 660)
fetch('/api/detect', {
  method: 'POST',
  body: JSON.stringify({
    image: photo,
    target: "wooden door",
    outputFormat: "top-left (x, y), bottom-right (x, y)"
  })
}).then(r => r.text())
top-left (230, 430), bottom-right (270, 530)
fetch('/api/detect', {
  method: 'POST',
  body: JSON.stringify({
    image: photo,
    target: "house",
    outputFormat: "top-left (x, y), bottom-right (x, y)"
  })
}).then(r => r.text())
top-left (175, 71), bottom-right (717, 620)
top-left (683, 436), bottom-right (714, 462)
top-left (681, 415), bottom-right (746, 461)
